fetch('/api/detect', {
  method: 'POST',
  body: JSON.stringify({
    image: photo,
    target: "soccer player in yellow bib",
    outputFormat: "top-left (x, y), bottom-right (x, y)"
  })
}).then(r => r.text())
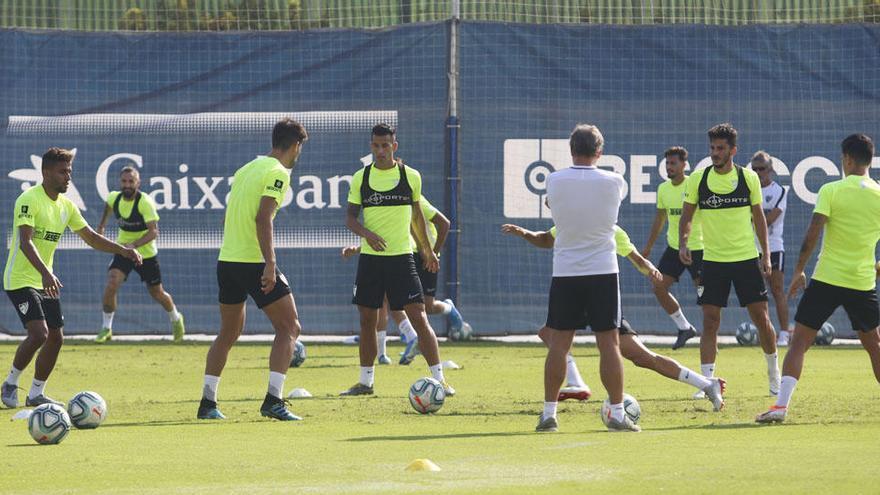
top-left (643, 146), bottom-right (702, 350)
top-left (757, 134), bottom-right (880, 424)
top-left (95, 166), bottom-right (184, 343)
top-left (343, 123), bottom-right (453, 397)
top-left (197, 118), bottom-right (308, 421)
top-left (502, 223), bottom-right (725, 420)
top-left (1, 148), bottom-right (142, 409)
top-left (679, 123), bottom-right (780, 396)
top-left (341, 194), bottom-right (461, 366)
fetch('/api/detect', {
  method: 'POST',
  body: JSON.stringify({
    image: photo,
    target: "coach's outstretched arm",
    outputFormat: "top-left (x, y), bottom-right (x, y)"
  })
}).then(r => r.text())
top-left (75, 226), bottom-right (142, 266)
top-left (500, 224), bottom-right (554, 249)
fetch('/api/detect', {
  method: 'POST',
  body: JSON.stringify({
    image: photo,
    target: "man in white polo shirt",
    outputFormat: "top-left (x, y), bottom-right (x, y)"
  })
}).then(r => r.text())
top-left (536, 123), bottom-right (638, 433)
top-left (751, 151), bottom-right (790, 345)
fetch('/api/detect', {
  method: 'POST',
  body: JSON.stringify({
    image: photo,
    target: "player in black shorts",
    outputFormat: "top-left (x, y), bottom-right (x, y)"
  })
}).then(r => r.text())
top-left (95, 166), bottom-right (184, 343)
top-left (643, 146), bottom-right (702, 349)
top-left (197, 118), bottom-right (308, 422)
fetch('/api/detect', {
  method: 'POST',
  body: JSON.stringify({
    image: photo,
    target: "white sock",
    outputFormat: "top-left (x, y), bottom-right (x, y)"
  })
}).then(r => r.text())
top-left (5, 366), bottom-right (22, 386)
top-left (102, 311), bottom-right (114, 329)
top-left (168, 307), bottom-right (181, 322)
top-left (775, 376), bottom-right (798, 408)
top-left (202, 375), bottom-right (220, 402)
top-left (399, 319), bottom-right (417, 342)
top-left (765, 353), bottom-right (780, 377)
top-left (669, 309), bottom-right (692, 331)
top-left (359, 366), bottom-right (374, 387)
top-left (377, 331), bottom-right (387, 356)
top-left (700, 363), bottom-right (715, 378)
top-left (610, 402), bottom-right (625, 422)
top-left (429, 363), bottom-right (445, 383)
top-left (543, 401), bottom-right (558, 420)
top-left (678, 366), bottom-right (712, 390)
top-left (28, 379), bottom-right (46, 400)
top-left (268, 371), bottom-right (286, 399)
top-left (436, 300), bottom-right (452, 315)
top-left (565, 353), bottom-right (587, 388)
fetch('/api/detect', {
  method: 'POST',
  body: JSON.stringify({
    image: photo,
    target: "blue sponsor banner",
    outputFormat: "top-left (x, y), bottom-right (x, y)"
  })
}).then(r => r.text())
top-left (2, 22), bottom-right (879, 336)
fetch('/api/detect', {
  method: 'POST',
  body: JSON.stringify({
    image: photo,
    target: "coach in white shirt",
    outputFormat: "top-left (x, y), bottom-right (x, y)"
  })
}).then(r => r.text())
top-left (535, 124), bottom-right (638, 433)
top-left (751, 151), bottom-right (791, 345)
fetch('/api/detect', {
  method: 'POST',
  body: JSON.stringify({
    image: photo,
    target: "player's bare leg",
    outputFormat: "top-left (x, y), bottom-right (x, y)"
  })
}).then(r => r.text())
top-left (258, 295), bottom-right (303, 420)
top-left (404, 302), bottom-right (453, 395)
top-left (769, 270), bottom-right (790, 344)
top-left (748, 300), bottom-right (780, 395)
top-left (700, 304), bottom-right (722, 373)
top-left (376, 299), bottom-right (391, 364)
top-left (652, 274), bottom-right (698, 349)
top-left (205, 303), bottom-right (246, 377)
top-left (97, 269), bottom-right (125, 343)
top-left (340, 305), bottom-right (379, 396)
top-left (147, 283), bottom-right (185, 342)
top-left (620, 334), bottom-right (724, 410)
top-left (537, 326), bottom-right (590, 401)
top-left (858, 328), bottom-right (880, 383)
top-left (757, 322), bottom-right (814, 423)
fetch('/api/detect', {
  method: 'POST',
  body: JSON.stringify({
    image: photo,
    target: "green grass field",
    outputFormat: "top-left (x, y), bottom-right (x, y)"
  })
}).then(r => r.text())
top-left (1, 340), bottom-right (878, 494)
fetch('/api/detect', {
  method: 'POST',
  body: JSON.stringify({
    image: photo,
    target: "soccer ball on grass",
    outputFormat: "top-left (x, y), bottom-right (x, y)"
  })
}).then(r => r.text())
top-left (408, 377), bottom-right (445, 414)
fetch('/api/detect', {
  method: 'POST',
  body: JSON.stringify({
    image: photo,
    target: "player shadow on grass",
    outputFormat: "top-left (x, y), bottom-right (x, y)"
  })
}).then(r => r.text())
top-left (345, 431), bottom-right (538, 442)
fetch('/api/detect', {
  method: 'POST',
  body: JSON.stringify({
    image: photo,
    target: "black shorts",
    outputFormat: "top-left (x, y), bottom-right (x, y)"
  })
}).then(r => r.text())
top-left (352, 254), bottom-right (424, 311)
top-left (546, 273), bottom-right (620, 332)
top-left (795, 279), bottom-right (879, 331)
top-left (760, 251), bottom-right (785, 272)
top-left (217, 261), bottom-right (291, 309)
top-left (412, 251), bottom-right (438, 297)
top-left (109, 254), bottom-right (162, 286)
top-left (618, 317), bottom-right (638, 336)
top-left (700, 258), bottom-right (768, 307)
top-left (6, 288), bottom-right (63, 329)
top-left (658, 246), bottom-right (703, 282)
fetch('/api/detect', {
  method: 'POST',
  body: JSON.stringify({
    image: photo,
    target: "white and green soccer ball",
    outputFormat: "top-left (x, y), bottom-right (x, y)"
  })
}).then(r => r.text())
top-left (735, 322), bottom-right (758, 345)
top-left (67, 391), bottom-right (107, 429)
top-left (408, 377), bottom-right (445, 414)
top-left (448, 322), bottom-right (474, 342)
top-left (815, 322), bottom-right (836, 346)
top-left (290, 340), bottom-right (307, 368)
top-left (28, 403), bottom-right (72, 444)
top-left (600, 393), bottom-right (641, 427)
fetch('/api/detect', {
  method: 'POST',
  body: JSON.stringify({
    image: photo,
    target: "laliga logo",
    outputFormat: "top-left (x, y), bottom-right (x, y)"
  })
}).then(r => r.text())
top-left (8, 148), bottom-right (88, 210)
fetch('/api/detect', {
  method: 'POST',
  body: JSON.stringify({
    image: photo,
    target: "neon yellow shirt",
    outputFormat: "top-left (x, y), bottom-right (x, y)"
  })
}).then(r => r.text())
top-left (106, 191), bottom-right (160, 259)
top-left (657, 177), bottom-right (703, 250)
top-left (684, 166), bottom-right (762, 262)
top-left (551, 225), bottom-right (632, 258)
top-left (410, 195), bottom-right (439, 253)
top-left (219, 156), bottom-right (291, 263)
top-left (4, 185), bottom-right (88, 290)
top-left (812, 175), bottom-right (880, 291)
top-left (348, 164), bottom-right (422, 256)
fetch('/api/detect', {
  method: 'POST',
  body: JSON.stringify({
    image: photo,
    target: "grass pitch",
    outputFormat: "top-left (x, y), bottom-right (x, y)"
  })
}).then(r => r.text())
top-left (1, 340), bottom-right (878, 494)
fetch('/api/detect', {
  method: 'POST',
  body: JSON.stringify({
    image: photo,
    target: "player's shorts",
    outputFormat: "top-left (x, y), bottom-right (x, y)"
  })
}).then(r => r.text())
top-left (700, 258), bottom-right (768, 307)
top-left (618, 317), bottom-right (638, 336)
top-left (658, 246), bottom-right (703, 282)
top-left (217, 261), bottom-right (291, 309)
top-left (109, 254), bottom-right (162, 286)
top-left (794, 279), bottom-right (879, 332)
top-left (546, 273), bottom-right (620, 332)
top-left (412, 251), bottom-right (438, 297)
top-left (5, 288), bottom-right (63, 329)
top-left (760, 251), bottom-right (785, 272)
top-left (352, 253), bottom-right (424, 311)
